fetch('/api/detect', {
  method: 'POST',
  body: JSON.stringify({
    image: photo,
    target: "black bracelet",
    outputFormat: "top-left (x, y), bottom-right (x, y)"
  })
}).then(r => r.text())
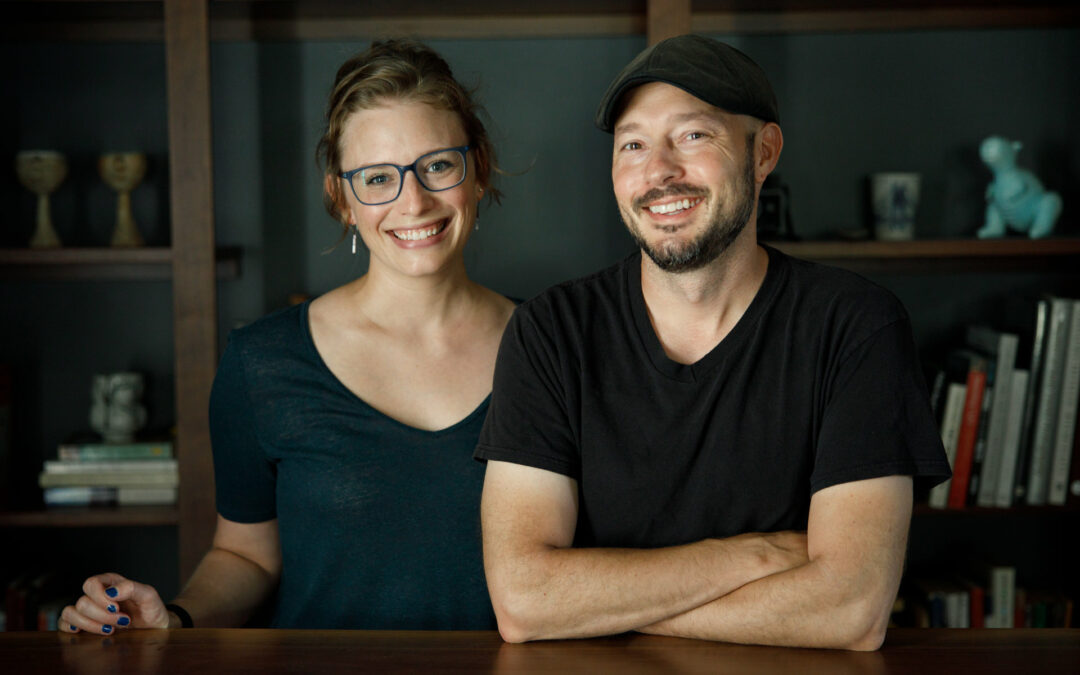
top-left (165, 603), bottom-right (194, 628)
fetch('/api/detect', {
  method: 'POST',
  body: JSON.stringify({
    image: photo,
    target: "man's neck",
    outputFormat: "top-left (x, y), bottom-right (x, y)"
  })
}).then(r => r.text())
top-left (639, 232), bottom-right (769, 365)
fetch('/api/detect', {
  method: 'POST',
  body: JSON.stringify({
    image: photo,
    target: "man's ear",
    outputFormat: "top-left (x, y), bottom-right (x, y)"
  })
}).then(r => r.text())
top-left (755, 123), bottom-right (784, 184)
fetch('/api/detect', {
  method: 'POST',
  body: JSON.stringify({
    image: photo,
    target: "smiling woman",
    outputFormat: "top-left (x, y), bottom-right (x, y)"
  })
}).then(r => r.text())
top-left (61, 39), bottom-right (516, 634)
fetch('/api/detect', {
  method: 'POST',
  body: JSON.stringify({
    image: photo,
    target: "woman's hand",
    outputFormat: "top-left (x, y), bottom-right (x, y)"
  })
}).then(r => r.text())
top-left (59, 573), bottom-right (173, 634)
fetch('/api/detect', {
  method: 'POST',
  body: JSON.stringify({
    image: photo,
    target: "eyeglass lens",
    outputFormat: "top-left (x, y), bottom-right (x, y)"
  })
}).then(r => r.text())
top-left (353, 148), bottom-right (467, 205)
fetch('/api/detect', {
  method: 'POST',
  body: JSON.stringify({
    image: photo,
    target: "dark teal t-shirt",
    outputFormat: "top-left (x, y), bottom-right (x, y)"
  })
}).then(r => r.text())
top-left (209, 300), bottom-right (495, 629)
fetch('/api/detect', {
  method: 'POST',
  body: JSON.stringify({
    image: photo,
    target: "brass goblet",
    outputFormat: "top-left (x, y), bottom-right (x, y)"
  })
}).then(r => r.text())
top-left (15, 150), bottom-right (67, 248)
top-left (99, 152), bottom-right (147, 247)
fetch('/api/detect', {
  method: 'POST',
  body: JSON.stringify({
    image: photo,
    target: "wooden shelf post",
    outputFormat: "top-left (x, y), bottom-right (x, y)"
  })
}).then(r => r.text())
top-left (165, 0), bottom-right (218, 584)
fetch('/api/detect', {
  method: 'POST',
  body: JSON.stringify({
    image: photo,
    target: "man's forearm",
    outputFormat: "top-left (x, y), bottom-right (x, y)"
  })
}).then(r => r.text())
top-left (639, 554), bottom-right (897, 650)
top-left (487, 531), bottom-right (808, 642)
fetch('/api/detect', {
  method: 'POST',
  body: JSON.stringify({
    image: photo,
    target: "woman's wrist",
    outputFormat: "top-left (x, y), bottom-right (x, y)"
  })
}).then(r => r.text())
top-left (164, 603), bottom-right (194, 628)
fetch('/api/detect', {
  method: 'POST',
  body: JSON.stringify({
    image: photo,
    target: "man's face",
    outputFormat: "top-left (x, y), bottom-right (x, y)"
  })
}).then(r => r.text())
top-left (611, 82), bottom-right (758, 273)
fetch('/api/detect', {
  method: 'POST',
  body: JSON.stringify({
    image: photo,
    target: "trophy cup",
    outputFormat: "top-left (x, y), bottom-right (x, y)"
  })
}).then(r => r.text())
top-left (15, 150), bottom-right (67, 248)
top-left (99, 152), bottom-right (147, 247)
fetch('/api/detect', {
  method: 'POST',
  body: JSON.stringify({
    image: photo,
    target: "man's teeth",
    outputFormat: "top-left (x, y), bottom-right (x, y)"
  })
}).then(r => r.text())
top-left (393, 224), bottom-right (443, 241)
top-left (648, 198), bottom-right (698, 215)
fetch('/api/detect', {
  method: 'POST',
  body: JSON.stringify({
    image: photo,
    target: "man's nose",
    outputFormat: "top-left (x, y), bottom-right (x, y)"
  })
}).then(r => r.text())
top-left (644, 145), bottom-right (683, 186)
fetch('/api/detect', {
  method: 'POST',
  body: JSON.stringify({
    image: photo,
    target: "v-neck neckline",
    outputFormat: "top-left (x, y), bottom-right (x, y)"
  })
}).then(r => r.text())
top-left (626, 245), bottom-right (786, 383)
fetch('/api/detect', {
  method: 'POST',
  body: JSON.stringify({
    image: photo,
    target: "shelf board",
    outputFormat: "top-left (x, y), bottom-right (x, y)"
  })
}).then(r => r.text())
top-left (913, 504), bottom-right (1080, 517)
top-left (0, 246), bottom-right (242, 281)
top-left (3, 1), bottom-right (1076, 41)
top-left (0, 505), bottom-right (179, 528)
top-left (767, 237), bottom-right (1080, 273)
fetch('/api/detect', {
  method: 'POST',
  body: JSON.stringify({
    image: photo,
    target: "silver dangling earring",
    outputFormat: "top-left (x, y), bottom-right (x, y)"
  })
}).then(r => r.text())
top-left (351, 225), bottom-right (357, 254)
top-left (474, 214), bottom-right (480, 232)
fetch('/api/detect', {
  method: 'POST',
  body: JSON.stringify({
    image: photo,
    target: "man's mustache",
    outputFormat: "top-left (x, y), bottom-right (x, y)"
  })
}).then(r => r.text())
top-left (633, 184), bottom-right (709, 211)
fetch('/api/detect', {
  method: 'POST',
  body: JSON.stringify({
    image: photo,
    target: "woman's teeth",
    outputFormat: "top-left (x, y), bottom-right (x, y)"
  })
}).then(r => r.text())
top-left (393, 222), bottom-right (445, 241)
top-left (648, 198), bottom-right (699, 215)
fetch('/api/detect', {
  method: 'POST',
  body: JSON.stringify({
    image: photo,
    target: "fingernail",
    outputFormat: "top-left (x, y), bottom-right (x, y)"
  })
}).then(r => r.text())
top-left (102, 625), bottom-right (113, 634)
top-left (69, 625), bottom-right (78, 632)
top-left (107, 604), bottom-right (117, 613)
top-left (105, 587), bottom-right (118, 598)
top-left (117, 617), bottom-right (130, 626)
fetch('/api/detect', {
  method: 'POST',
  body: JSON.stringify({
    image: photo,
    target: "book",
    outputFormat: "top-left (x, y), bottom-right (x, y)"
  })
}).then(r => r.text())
top-left (928, 382), bottom-right (967, 509)
top-left (42, 459), bottom-right (178, 474)
top-left (43, 486), bottom-right (177, 506)
top-left (1048, 298), bottom-right (1080, 505)
top-left (948, 352), bottom-right (989, 509)
top-left (967, 326), bottom-right (1020, 507)
top-left (1066, 404), bottom-right (1080, 508)
top-left (988, 565), bottom-right (1016, 629)
top-left (967, 375), bottom-right (994, 506)
top-left (994, 369), bottom-right (1029, 508)
top-left (1013, 300), bottom-right (1050, 503)
top-left (38, 471), bottom-right (178, 488)
top-left (1026, 297), bottom-right (1073, 505)
top-left (956, 575), bottom-right (986, 629)
top-left (57, 440), bottom-right (173, 461)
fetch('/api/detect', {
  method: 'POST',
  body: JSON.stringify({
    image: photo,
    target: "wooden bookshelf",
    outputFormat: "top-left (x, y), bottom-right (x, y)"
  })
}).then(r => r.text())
top-left (769, 237), bottom-right (1080, 274)
top-left (0, 506), bottom-right (179, 528)
top-left (0, 247), bottom-right (242, 280)
top-left (3, 1), bottom-right (1076, 42)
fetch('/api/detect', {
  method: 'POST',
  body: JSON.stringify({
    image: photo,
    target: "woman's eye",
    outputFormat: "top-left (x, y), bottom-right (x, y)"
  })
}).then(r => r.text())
top-left (365, 173), bottom-right (391, 186)
top-left (425, 160), bottom-right (453, 174)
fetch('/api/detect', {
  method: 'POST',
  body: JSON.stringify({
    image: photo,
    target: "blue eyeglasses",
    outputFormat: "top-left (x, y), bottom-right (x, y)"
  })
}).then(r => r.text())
top-left (340, 145), bottom-right (471, 206)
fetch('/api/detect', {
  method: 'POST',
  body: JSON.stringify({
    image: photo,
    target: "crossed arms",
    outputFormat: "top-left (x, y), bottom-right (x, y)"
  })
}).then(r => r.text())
top-left (481, 460), bottom-right (912, 650)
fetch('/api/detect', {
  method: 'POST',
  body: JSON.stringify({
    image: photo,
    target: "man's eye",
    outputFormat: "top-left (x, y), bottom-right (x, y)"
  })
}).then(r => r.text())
top-left (620, 142), bottom-right (642, 151)
top-left (686, 131), bottom-right (706, 141)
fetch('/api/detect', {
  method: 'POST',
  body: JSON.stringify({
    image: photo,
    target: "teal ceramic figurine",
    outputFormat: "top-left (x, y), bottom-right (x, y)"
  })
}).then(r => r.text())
top-left (976, 136), bottom-right (1062, 239)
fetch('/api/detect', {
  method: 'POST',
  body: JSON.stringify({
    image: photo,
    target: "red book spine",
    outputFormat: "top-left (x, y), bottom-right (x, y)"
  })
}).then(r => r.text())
top-left (969, 584), bottom-right (985, 629)
top-left (948, 366), bottom-right (987, 508)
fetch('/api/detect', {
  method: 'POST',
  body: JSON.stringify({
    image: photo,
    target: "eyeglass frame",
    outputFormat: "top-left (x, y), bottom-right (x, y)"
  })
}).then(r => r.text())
top-left (339, 145), bottom-right (472, 206)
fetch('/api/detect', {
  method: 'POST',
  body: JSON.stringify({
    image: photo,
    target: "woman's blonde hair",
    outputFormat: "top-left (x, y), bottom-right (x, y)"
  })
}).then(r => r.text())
top-left (317, 39), bottom-right (501, 232)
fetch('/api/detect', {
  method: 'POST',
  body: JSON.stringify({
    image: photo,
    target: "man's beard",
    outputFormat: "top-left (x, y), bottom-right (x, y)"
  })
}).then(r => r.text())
top-left (622, 134), bottom-right (757, 274)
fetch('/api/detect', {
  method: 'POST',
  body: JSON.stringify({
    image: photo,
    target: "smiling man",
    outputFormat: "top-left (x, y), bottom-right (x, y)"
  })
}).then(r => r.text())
top-left (475, 35), bottom-right (950, 650)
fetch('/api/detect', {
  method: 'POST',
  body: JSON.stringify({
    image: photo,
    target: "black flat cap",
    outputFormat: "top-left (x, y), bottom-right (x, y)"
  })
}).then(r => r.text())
top-left (595, 34), bottom-right (779, 132)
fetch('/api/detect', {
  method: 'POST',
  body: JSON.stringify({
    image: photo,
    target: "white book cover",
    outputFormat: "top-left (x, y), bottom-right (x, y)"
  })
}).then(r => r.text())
top-left (969, 327), bottom-right (1019, 507)
top-left (994, 369), bottom-right (1029, 508)
top-left (1049, 299), bottom-right (1080, 505)
top-left (1027, 298), bottom-right (1073, 505)
top-left (991, 566), bottom-right (1015, 629)
top-left (929, 382), bottom-right (967, 509)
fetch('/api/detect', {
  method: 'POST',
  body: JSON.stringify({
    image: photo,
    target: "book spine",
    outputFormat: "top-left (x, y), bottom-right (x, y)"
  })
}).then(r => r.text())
top-left (38, 472), bottom-right (179, 488)
top-left (42, 459), bottom-right (178, 474)
top-left (1027, 298), bottom-right (1072, 505)
top-left (1014, 300), bottom-right (1049, 503)
top-left (977, 334), bottom-right (1018, 506)
top-left (1048, 300), bottom-right (1080, 505)
top-left (929, 383), bottom-right (967, 509)
top-left (56, 443), bottom-right (173, 461)
top-left (994, 370), bottom-right (1029, 508)
top-left (948, 362), bottom-right (987, 509)
top-left (968, 381), bottom-right (994, 505)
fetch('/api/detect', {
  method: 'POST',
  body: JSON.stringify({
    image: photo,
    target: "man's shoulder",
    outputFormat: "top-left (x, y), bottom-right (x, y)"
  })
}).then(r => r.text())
top-left (515, 252), bottom-right (636, 322)
top-left (769, 245), bottom-right (907, 324)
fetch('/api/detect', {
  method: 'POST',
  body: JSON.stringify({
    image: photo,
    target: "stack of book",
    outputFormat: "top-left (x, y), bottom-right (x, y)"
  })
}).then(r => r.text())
top-left (38, 440), bottom-right (177, 507)
top-left (927, 295), bottom-right (1080, 509)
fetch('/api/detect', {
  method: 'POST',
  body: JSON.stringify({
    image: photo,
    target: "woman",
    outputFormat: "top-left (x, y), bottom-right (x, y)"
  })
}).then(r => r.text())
top-left (60, 39), bottom-right (515, 632)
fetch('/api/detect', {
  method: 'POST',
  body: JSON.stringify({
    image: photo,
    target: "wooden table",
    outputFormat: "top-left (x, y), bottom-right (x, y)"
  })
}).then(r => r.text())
top-left (0, 628), bottom-right (1077, 674)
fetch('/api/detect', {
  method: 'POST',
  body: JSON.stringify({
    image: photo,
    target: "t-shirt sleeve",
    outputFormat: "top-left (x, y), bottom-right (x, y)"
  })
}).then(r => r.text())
top-left (210, 331), bottom-right (278, 523)
top-left (474, 305), bottom-right (580, 479)
top-left (811, 316), bottom-right (952, 493)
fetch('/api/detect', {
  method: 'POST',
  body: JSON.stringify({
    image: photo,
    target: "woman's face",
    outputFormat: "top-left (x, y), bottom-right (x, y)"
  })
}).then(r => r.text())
top-left (337, 100), bottom-right (481, 280)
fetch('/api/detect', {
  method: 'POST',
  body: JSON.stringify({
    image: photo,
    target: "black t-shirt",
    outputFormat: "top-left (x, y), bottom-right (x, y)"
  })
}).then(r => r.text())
top-left (211, 301), bottom-right (495, 629)
top-left (475, 247), bottom-right (950, 549)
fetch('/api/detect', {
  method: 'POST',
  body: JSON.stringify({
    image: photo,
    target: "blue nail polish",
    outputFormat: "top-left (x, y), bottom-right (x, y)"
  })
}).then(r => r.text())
top-left (105, 587), bottom-right (118, 598)
top-left (69, 625), bottom-right (77, 631)
top-left (102, 625), bottom-right (113, 634)
top-left (117, 616), bottom-right (130, 626)
top-left (107, 604), bottom-right (117, 613)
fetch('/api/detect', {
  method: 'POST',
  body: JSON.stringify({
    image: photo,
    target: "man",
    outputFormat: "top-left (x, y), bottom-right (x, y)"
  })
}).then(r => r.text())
top-left (475, 35), bottom-right (950, 650)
